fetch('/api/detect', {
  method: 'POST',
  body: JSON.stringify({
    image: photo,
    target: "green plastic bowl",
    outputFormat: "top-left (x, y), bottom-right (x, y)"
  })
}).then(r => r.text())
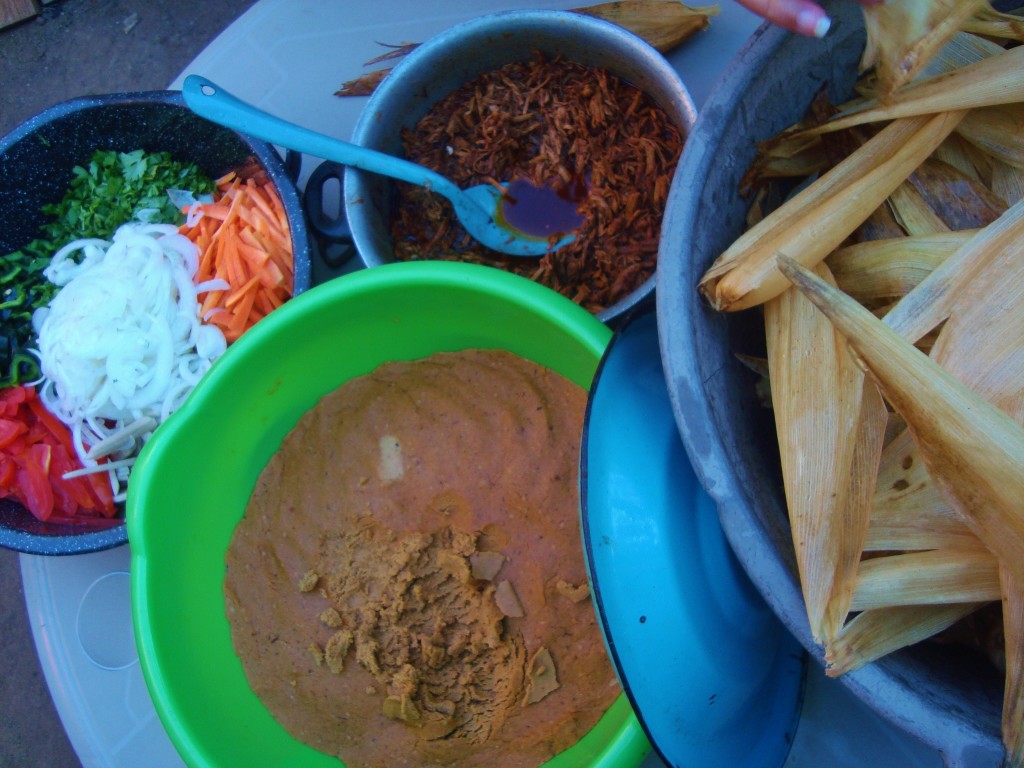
top-left (128, 261), bottom-right (647, 768)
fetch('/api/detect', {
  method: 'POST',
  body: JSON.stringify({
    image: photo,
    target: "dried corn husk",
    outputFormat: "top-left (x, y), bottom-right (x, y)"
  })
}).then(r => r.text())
top-left (738, 141), bottom-right (829, 194)
top-left (574, 1), bottom-right (718, 52)
top-left (928, 203), bottom-right (1024, 418)
top-left (750, 32), bottom-right (999, 172)
top-left (825, 602), bottom-right (984, 677)
top-left (887, 180), bottom-right (951, 235)
top-left (866, 428), bottom-right (980, 552)
top-left (815, 44), bottom-right (1024, 134)
top-left (698, 112), bottom-right (966, 312)
top-left (764, 263), bottom-right (886, 643)
top-left (1002, 568), bottom-right (1024, 766)
top-left (777, 255), bottom-right (1024, 586)
top-left (992, 159), bottom-right (1024, 206)
top-left (903, 157), bottom-right (1007, 230)
top-left (828, 379), bottom-right (890, 633)
top-left (916, 29), bottom-right (1009, 73)
top-left (962, 6), bottom-right (1024, 41)
top-left (932, 134), bottom-right (985, 182)
top-left (827, 231), bottom-right (972, 304)
top-left (334, 2), bottom-right (719, 96)
top-left (850, 549), bottom-right (1000, 612)
top-left (860, 0), bottom-right (992, 99)
top-left (866, 491), bottom-right (979, 552)
top-left (881, 195), bottom-right (1024, 342)
top-left (957, 104), bottom-right (1024, 170)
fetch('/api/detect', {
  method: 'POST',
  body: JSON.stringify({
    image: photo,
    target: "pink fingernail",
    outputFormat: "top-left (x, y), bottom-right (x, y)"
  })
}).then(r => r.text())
top-left (797, 8), bottom-right (832, 37)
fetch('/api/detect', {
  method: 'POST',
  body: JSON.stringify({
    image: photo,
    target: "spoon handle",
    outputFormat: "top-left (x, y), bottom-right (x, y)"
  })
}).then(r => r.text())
top-left (182, 75), bottom-right (463, 200)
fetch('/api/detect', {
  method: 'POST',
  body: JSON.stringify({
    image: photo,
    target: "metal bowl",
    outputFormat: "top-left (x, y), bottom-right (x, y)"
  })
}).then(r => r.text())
top-left (0, 90), bottom-right (312, 555)
top-left (342, 9), bottom-right (696, 325)
top-left (656, 2), bottom-right (1005, 765)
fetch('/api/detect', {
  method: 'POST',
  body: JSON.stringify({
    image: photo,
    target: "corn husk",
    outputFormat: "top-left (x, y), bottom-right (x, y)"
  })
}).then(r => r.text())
top-left (574, 1), bottom-right (718, 52)
top-left (827, 231), bottom-right (972, 305)
top-left (992, 159), bottom-right (1024, 206)
top-left (881, 195), bottom-right (1024, 342)
top-left (932, 134), bottom-right (985, 182)
top-left (764, 263), bottom-right (886, 643)
top-left (825, 602), bottom-right (984, 677)
top-left (751, 32), bottom-right (996, 171)
top-left (815, 44), bottom-right (1024, 135)
top-left (929, 238), bottom-right (1024, 422)
top-left (904, 157), bottom-right (1007, 230)
top-left (739, 141), bottom-right (829, 195)
top-left (963, 6), bottom-right (1024, 42)
top-left (887, 180), bottom-right (951, 236)
top-left (334, 2), bottom-right (719, 96)
top-left (858, 197), bottom-right (912, 243)
top-left (860, 0), bottom-right (992, 99)
top-left (917, 29), bottom-right (1009, 73)
top-left (866, 427), bottom-right (980, 552)
top-left (866, 490), bottom-right (979, 552)
top-left (830, 380), bottom-right (889, 632)
top-left (850, 549), bottom-right (1000, 612)
top-left (957, 104), bottom-right (1024, 171)
top-left (698, 112), bottom-right (966, 312)
top-left (776, 255), bottom-right (1024, 586)
top-left (1003, 568), bottom-right (1024, 766)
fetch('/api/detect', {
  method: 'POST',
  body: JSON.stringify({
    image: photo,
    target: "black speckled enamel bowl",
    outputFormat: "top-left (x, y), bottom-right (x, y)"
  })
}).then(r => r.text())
top-left (0, 90), bottom-right (312, 555)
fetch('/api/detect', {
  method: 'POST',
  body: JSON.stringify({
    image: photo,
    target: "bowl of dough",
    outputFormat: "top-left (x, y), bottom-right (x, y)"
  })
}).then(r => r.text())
top-left (0, 89), bottom-right (311, 555)
top-left (658, 0), bottom-right (1020, 764)
top-left (128, 260), bottom-right (649, 767)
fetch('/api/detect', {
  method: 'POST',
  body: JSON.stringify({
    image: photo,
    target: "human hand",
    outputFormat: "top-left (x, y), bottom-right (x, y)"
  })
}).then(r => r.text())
top-left (734, 0), bottom-right (884, 38)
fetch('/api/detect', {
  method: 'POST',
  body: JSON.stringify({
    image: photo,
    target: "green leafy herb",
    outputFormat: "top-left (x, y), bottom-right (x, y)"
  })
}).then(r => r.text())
top-left (40, 149), bottom-right (215, 241)
top-left (0, 148), bottom-right (216, 386)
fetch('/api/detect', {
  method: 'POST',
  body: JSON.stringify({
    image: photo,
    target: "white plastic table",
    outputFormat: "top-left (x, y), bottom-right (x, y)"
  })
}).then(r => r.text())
top-left (19, 2), bottom-right (946, 766)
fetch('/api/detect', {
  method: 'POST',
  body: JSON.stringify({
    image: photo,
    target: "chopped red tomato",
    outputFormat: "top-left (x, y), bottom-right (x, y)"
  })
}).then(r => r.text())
top-left (0, 385), bottom-right (117, 523)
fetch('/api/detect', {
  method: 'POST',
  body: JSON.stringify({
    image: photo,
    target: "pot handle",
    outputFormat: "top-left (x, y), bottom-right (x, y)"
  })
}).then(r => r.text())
top-left (303, 160), bottom-right (357, 269)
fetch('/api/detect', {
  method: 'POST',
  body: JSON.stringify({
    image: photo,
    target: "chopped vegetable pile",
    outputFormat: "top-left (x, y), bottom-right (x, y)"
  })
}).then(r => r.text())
top-left (0, 386), bottom-right (115, 523)
top-left (34, 221), bottom-right (228, 503)
top-left (1, 149), bottom-right (215, 387)
top-left (0, 147), bottom-right (295, 522)
top-left (181, 167), bottom-right (295, 342)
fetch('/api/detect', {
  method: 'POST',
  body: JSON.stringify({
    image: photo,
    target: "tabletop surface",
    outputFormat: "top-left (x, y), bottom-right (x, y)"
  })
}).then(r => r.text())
top-left (20, 1), bottom-right (945, 766)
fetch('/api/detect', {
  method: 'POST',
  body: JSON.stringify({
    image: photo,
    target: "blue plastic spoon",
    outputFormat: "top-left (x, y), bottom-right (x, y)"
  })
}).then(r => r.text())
top-left (182, 75), bottom-right (575, 258)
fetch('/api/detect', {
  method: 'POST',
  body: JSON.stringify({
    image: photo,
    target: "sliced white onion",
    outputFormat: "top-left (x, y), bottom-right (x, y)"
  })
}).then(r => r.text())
top-left (36, 221), bottom-right (228, 488)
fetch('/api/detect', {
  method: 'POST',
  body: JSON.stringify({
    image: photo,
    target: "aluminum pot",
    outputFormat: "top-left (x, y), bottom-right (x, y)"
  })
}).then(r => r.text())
top-left (657, 1), bottom-right (1005, 765)
top-left (342, 9), bottom-right (697, 325)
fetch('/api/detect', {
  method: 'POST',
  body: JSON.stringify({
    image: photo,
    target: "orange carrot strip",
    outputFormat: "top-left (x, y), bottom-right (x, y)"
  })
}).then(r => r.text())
top-left (225, 275), bottom-right (261, 310)
top-left (211, 188), bottom-right (246, 242)
top-left (194, 203), bottom-right (232, 221)
top-left (222, 237), bottom-right (246, 288)
top-left (196, 234), bottom-right (220, 283)
top-left (255, 289), bottom-right (276, 317)
top-left (180, 170), bottom-right (296, 345)
top-left (263, 287), bottom-right (285, 311)
top-left (214, 170), bottom-right (237, 187)
top-left (257, 259), bottom-right (286, 291)
top-left (237, 242), bottom-right (269, 272)
top-left (246, 181), bottom-right (278, 220)
top-left (200, 289), bottom-right (225, 318)
top-left (228, 287), bottom-right (257, 335)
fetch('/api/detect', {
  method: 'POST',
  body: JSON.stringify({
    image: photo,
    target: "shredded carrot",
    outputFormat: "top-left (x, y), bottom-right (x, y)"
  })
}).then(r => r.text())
top-left (180, 169), bottom-right (295, 343)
